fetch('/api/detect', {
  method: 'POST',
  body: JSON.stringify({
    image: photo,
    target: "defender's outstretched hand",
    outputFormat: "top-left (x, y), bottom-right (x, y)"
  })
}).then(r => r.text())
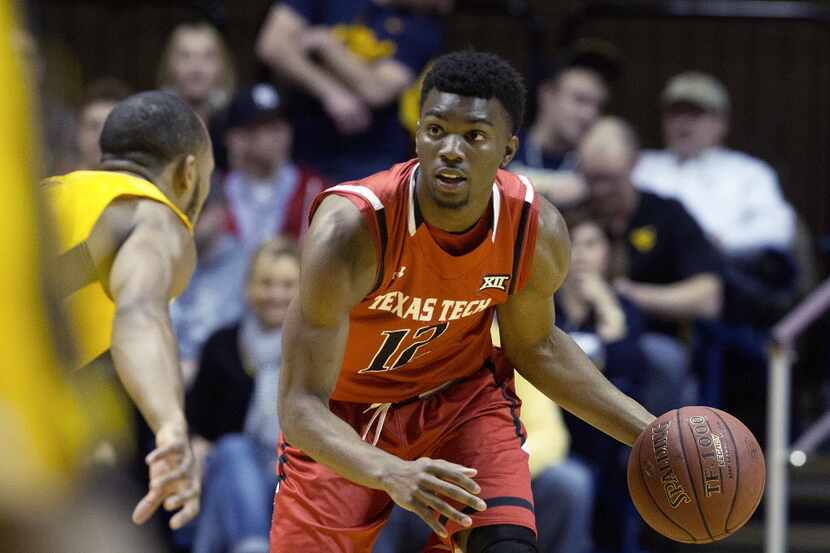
top-left (132, 424), bottom-right (201, 530)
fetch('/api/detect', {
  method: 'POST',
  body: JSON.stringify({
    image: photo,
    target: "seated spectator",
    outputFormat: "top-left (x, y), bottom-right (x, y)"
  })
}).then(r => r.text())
top-left (74, 78), bottom-right (131, 170)
top-left (170, 183), bottom-right (248, 383)
top-left (633, 71), bottom-right (798, 326)
top-left (223, 83), bottom-right (326, 250)
top-left (185, 238), bottom-right (300, 553)
top-left (579, 117), bottom-right (722, 414)
top-left (374, 323), bottom-right (595, 553)
top-left (157, 21), bottom-right (236, 123)
top-left (510, 40), bottom-right (621, 207)
top-left (556, 209), bottom-right (649, 551)
top-left (256, 0), bottom-right (448, 182)
top-left (557, 209), bottom-right (646, 395)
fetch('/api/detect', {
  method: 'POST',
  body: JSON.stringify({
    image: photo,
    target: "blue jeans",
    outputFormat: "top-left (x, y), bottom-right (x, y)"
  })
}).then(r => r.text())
top-left (373, 458), bottom-right (594, 553)
top-left (532, 458), bottom-right (595, 553)
top-left (193, 434), bottom-right (278, 553)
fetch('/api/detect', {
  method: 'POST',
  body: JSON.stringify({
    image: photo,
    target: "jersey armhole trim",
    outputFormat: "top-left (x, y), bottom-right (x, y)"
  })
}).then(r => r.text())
top-left (316, 185), bottom-right (388, 295)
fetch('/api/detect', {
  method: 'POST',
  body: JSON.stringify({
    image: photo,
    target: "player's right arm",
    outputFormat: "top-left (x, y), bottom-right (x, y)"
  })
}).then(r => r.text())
top-left (103, 200), bottom-right (200, 530)
top-left (280, 195), bottom-right (485, 538)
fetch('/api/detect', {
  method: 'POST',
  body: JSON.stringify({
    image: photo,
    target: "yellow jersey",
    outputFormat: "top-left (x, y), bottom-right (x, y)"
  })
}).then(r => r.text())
top-left (42, 171), bottom-right (192, 368)
top-left (0, 0), bottom-right (91, 512)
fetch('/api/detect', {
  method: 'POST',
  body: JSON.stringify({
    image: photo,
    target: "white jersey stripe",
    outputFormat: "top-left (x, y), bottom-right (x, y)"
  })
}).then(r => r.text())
top-left (491, 182), bottom-right (501, 243)
top-left (328, 184), bottom-right (384, 211)
top-left (407, 165), bottom-right (418, 235)
top-left (518, 174), bottom-right (535, 204)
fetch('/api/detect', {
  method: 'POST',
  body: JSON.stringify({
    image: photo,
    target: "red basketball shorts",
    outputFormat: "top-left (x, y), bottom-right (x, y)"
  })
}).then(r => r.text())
top-left (269, 355), bottom-right (535, 552)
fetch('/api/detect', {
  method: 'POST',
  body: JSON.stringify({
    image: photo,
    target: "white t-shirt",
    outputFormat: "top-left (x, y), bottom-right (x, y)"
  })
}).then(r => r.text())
top-left (633, 147), bottom-right (795, 254)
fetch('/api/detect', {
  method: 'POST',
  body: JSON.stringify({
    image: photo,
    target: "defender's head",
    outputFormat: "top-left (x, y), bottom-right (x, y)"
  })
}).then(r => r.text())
top-left (416, 50), bottom-right (526, 210)
top-left (100, 91), bottom-right (214, 222)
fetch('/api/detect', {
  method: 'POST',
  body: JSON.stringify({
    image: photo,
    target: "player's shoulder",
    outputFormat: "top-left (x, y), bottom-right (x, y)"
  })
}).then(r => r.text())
top-left (534, 195), bottom-right (569, 255)
top-left (307, 193), bottom-right (376, 275)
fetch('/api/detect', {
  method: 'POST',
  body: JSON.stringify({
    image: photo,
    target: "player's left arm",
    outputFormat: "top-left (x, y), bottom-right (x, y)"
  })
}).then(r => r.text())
top-left (497, 198), bottom-right (656, 446)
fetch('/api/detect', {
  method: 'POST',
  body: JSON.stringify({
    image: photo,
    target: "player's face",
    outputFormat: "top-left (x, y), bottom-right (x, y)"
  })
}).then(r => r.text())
top-left (540, 69), bottom-right (607, 149)
top-left (663, 103), bottom-right (727, 158)
top-left (569, 221), bottom-right (610, 276)
top-left (247, 254), bottom-right (300, 329)
top-left (77, 100), bottom-right (116, 169)
top-left (416, 90), bottom-right (516, 210)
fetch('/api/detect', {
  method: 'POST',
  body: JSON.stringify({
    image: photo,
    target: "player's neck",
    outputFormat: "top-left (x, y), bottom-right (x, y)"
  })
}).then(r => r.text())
top-left (415, 172), bottom-right (492, 233)
top-left (100, 159), bottom-right (182, 211)
top-left (99, 159), bottom-right (157, 185)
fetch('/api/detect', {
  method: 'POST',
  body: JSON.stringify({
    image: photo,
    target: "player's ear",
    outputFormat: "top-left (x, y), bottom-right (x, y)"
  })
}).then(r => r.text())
top-left (501, 135), bottom-right (519, 168)
top-left (414, 120), bottom-right (422, 156)
top-left (173, 154), bottom-right (198, 197)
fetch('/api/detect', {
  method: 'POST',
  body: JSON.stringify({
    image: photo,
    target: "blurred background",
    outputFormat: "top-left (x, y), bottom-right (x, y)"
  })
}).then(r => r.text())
top-left (6, 0), bottom-right (830, 552)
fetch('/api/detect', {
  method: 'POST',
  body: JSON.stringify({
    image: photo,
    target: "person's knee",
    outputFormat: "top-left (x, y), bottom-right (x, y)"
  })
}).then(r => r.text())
top-left (533, 459), bottom-right (593, 505)
top-left (466, 525), bottom-right (537, 553)
top-left (213, 434), bottom-right (256, 461)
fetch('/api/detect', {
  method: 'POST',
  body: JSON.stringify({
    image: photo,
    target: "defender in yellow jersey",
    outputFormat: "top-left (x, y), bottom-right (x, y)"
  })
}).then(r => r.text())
top-left (43, 91), bottom-right (213, 530)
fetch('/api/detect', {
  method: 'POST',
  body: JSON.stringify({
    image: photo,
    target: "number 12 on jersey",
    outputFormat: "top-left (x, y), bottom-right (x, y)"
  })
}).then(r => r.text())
top-left (360, 323), bottom-right (449, 373)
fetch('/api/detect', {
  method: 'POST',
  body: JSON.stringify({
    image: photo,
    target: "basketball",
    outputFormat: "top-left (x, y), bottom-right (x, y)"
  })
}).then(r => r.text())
top-left (627, 406), bottom-right (766, 543)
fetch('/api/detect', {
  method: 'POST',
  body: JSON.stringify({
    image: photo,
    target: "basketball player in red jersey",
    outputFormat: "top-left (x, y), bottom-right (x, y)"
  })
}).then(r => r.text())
top-left (271, 51), bottom-right (656, 552)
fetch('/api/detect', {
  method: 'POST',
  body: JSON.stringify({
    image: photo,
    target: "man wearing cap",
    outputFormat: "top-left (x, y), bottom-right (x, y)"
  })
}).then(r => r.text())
top-left (222, 83), bottom-right (327, 252)
top-left (510, 41), bottom-right (621, 207)
top-left (633, 72), bottom-right (798, 326)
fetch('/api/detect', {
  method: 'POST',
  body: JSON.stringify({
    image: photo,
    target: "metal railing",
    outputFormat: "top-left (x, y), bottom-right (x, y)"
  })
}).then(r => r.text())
top-left (766, 278), bottom-right (830, 553)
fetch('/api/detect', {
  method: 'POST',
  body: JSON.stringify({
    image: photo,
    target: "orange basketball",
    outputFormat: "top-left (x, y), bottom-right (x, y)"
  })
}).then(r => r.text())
top-left (627, 406), bottom-right (766, 543)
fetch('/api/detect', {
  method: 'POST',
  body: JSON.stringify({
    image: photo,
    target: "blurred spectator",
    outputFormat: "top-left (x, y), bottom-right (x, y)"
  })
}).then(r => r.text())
top-left (186, 238), bottom-right (299, 553)
top-left (223, 83), bottom-right (326, 250)
top-left (157, 21), bottom-right (236, 123)
top-left (74, 78), bottom-right (131, 170)
top-left (556, 210), bottom-right (649, 551)
top-left (256, 0), bottom-right (448, 182)
top-left (633, 72), bottom-right (798, 325)
top-left (170, 181), bottom-right (247, 383)
top-left (511, 41), bottom-right (621, 207)
top-left (579, 117), bottom-right (721, 414)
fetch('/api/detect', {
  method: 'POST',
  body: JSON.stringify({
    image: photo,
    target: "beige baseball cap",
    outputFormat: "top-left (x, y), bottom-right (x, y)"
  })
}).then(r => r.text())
top-left (662, 71), bottom-right (730, 113)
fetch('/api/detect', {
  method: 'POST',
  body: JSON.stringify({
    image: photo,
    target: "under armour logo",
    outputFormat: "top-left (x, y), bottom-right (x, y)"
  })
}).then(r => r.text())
top-left (480, 274), bottom-right (510, 291)
top-left (392, 266), bottom-right (407, 280)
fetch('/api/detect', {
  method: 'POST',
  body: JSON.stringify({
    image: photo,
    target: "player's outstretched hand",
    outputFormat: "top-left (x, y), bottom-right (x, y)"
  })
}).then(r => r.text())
top-left (381, 457), bottom-right (487, 539)
top-left (132, 424), bottom-right (201, 530)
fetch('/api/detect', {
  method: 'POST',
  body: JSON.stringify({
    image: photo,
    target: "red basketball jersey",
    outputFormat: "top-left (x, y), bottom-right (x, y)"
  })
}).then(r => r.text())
top-left (310, 159), bottom-right (539, 404)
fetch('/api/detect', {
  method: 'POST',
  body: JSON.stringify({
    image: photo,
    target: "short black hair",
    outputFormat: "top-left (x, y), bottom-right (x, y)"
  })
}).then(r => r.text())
top-left (100, 91), bottom-right (207, 171)
top-left (545, 39), bottom-right (622, 87)
top-left (420, 50), bottom-right (527, 134)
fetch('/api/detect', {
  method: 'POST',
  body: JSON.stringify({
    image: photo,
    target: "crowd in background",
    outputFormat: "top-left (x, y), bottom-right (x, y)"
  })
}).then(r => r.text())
top-left (24, 1), bottom-right (818, 552)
